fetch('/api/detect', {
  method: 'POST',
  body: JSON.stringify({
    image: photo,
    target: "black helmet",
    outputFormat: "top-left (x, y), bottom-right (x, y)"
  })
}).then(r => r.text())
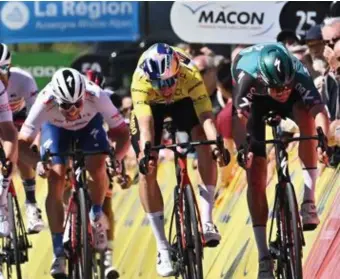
top-left (258, 44), bottom-right (295, 88)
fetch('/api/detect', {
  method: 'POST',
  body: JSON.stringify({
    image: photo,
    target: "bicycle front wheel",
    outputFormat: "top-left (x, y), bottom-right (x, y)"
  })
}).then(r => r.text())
top-left (283, 183), bottom-right (303, 279)
top-left (7, 192), bottom-right (22, 279)
top-left (184, 185), bottom-right (203, 279)
top-left (78, 188), bottom-right (93, 279)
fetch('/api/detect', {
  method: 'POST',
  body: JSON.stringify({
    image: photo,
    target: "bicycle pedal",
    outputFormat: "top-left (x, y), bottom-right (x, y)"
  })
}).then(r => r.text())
top-left (204, 240), bottom-right (220, 248)
top-left (105, 269), bottom-right (120, 279)
top-left (269, 241), bottom-right (280, 259)
top-left (52, 274), bottom-right (67, 279)
top-left (27, 229), bottom-right (40, 235)
top-left (303, 223), bottom-right (317, 231)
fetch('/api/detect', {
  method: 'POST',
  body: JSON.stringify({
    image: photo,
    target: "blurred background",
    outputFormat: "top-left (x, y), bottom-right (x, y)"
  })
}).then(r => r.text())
top-left (1, 1), bottom-right (340, 278)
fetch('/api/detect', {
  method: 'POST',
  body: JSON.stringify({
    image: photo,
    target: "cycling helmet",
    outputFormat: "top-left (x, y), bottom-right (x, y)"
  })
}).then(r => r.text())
top-left (51, 68), bottom-right (85, 104)
top-left (142, 43), bottom-right (179, 89)
top-left (85, 69), bottom-right (105, 88)
top-left (0, 43), bottom-right (11, 66)
top-left (258, 44), bottom-right (295, 88)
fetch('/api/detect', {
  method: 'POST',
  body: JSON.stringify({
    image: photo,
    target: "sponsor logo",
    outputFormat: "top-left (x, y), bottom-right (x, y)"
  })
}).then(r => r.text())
top-left (239, 97), bottom-right (252, 109)
top-left (171, 2), bottom-right (284, 44)
top-left (0, 1), bottom-right (30, 30)
top-left (295, 83), bottom-right (313, 102)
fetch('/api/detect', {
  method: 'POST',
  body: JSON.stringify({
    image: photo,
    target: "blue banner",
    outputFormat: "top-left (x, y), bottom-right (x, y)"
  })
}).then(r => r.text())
top-left (0, 1), bottom-right (140, 43)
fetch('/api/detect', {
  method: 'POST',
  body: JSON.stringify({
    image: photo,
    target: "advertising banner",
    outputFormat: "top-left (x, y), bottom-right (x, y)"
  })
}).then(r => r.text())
top-left (170, 1), bottom-right (330, 44)
top-left (12, 52), bottom-right (76, 89)
top-left (0, 1), bottom-right (140, 43)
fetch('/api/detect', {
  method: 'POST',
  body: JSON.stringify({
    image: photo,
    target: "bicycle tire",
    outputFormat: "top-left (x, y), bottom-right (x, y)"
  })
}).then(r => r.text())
top-left (7, 192), bottom-right (22, 279)
top-left (284, 182), bottom-right (303, 279)
top-left (184, 185), bottom-right (203, 279)
top-left (67, 210), bottom-right (79, 279)
top-left (173, 186), bottom-right (189, 279)
top-left (78, 187), bottom-right (93, 279)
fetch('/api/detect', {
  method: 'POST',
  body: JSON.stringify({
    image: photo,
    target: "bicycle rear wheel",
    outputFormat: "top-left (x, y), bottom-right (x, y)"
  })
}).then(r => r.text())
top-left (78, 188), bottom-right (93, 279)
top-left (7, 192), bottom-right (22, 279)
top-left (183, 185), bottom-right (203, 279)
top-left (284, 182), bottom-right (303, 279)
top-left (277, 183), bottom-right (303, 279)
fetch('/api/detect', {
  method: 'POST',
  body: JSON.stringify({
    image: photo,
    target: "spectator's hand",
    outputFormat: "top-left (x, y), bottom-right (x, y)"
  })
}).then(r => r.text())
top-left (323, 45), bottom-right (340, 71)
top-left (200, 46), bottom-right (215, 56)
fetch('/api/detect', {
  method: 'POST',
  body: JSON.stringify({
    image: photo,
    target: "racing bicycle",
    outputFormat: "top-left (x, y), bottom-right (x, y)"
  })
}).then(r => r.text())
top-left (240, 111), bottom-right (327, 279)
top-left (141, 120), bottom-right (230, 279)
top-left (42, 142), bottom-right (116, 279)
top-left (0, 147), bottom-right (32, 279)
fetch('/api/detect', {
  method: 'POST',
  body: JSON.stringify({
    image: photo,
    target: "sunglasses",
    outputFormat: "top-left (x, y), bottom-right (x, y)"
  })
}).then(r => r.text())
top-left (324, 36), bottom-right (340, 49)
top-left (59, 99), bottom-right (83, 110)
top-left (151, 76), bottom-right (177, 90)
top-left (0, 64), bottom-right (10, 75)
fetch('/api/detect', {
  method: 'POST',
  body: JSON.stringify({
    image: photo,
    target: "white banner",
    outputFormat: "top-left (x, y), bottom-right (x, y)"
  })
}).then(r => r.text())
top-left (170, 1), bottom-right (286, 44)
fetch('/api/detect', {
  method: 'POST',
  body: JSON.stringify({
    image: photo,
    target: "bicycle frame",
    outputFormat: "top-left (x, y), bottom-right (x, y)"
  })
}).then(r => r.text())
top-left (267, 122), bottom-right (306, 249)
top-left (174, 151), bottom-right (205, 249)
top-left (64, 158), bottom-right (94, 253)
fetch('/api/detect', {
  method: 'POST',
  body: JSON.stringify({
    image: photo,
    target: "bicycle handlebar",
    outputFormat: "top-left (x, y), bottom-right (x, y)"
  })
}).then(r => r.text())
top-left (139, 135), bottom-right (230, 175)
top-left (42, 148), bottom-right (116, 168)
top-left (238, 126), bottom-right (328, 168)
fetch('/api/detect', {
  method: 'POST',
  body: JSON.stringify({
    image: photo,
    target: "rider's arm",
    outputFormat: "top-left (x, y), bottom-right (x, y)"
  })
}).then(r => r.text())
top-left (311, 104), bottom-right (330, 137)
top-left (294, 65), bottom-right (330, 136)
top-left (188, 71), bottom-right (220, 150)
top-left (23, 76), bottom-right (39, 112)
top-left (131, 76), bottom-right (155, 154)
top-left (18, 94), bottom-right (47, 166)
top-left (231, 70), bottom-right (255, 149)
top-left (0, 83), bottom-right (18, 164)
top-left (96, 92), bottom-right (131, 161)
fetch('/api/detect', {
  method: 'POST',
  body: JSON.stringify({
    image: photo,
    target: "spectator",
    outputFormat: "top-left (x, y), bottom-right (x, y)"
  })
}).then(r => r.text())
top-left (305, 24), bottom-right (328, 76)
top-left (276, 29), bottom-right (303, 49)
top-left (321, 20), bottom-right (340, 166)
top-left (193, 54), bottom-right (226, 116)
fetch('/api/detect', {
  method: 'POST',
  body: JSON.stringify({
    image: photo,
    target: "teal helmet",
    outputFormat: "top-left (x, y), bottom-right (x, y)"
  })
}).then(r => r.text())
top-left (258, 44), bottom-right (295, 88)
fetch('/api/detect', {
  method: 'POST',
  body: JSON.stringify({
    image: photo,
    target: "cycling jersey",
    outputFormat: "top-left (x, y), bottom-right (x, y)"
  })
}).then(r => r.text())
top-left (232, 43), bottom-right (323, 116)
top-left (0, 81), bottom-right (12, 123)
top-left (7, 67), bottom-right (38, 114)
top-left (131, 46), bottom-right (212, 119)
top-left (20, 79), bottom-right (124, 140)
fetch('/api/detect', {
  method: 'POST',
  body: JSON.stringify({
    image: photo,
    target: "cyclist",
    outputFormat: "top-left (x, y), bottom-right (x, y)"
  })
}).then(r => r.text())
top-left (18, 68), bottom-right (130, 277)
top-left (0, 47), bottom-right (18, 238)
top-left (0, 43), bottom-right (44, 234)
top-left (231, 43), bottom-right (330, 278)
top-left (130, 43), bottom-right (225, 277)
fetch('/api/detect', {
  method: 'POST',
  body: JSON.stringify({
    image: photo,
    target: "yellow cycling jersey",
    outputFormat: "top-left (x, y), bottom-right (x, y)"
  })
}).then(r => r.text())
top-left (131, 47), bottom-right (212, 118)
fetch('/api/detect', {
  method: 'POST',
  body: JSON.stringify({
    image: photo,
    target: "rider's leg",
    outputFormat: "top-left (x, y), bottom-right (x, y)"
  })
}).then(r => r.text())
top-left (130, 108), bottom-right (174, 277)
top-left (246, 107), bottom-right (274, 279)
top-left (18, 159), bottom-right (44, 233)
top-left (40, 123), bottom-right (69, 275)
top-left (102, 194), bottom-right (120, 277)
top-left (171, 98), bottom-right (220, 246)
top-left (292, 103), bottom-right (320, 230)
top-left (82, 114), bottom-right (115, 250)
top-left (191, 124), bottom-right (222, 245)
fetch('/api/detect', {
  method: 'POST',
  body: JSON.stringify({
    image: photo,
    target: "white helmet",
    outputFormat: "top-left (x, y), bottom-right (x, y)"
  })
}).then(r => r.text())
top-left (51, 68), bottom-right (85, 104)
top-left (0, 43), bottom-right (11, 66)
